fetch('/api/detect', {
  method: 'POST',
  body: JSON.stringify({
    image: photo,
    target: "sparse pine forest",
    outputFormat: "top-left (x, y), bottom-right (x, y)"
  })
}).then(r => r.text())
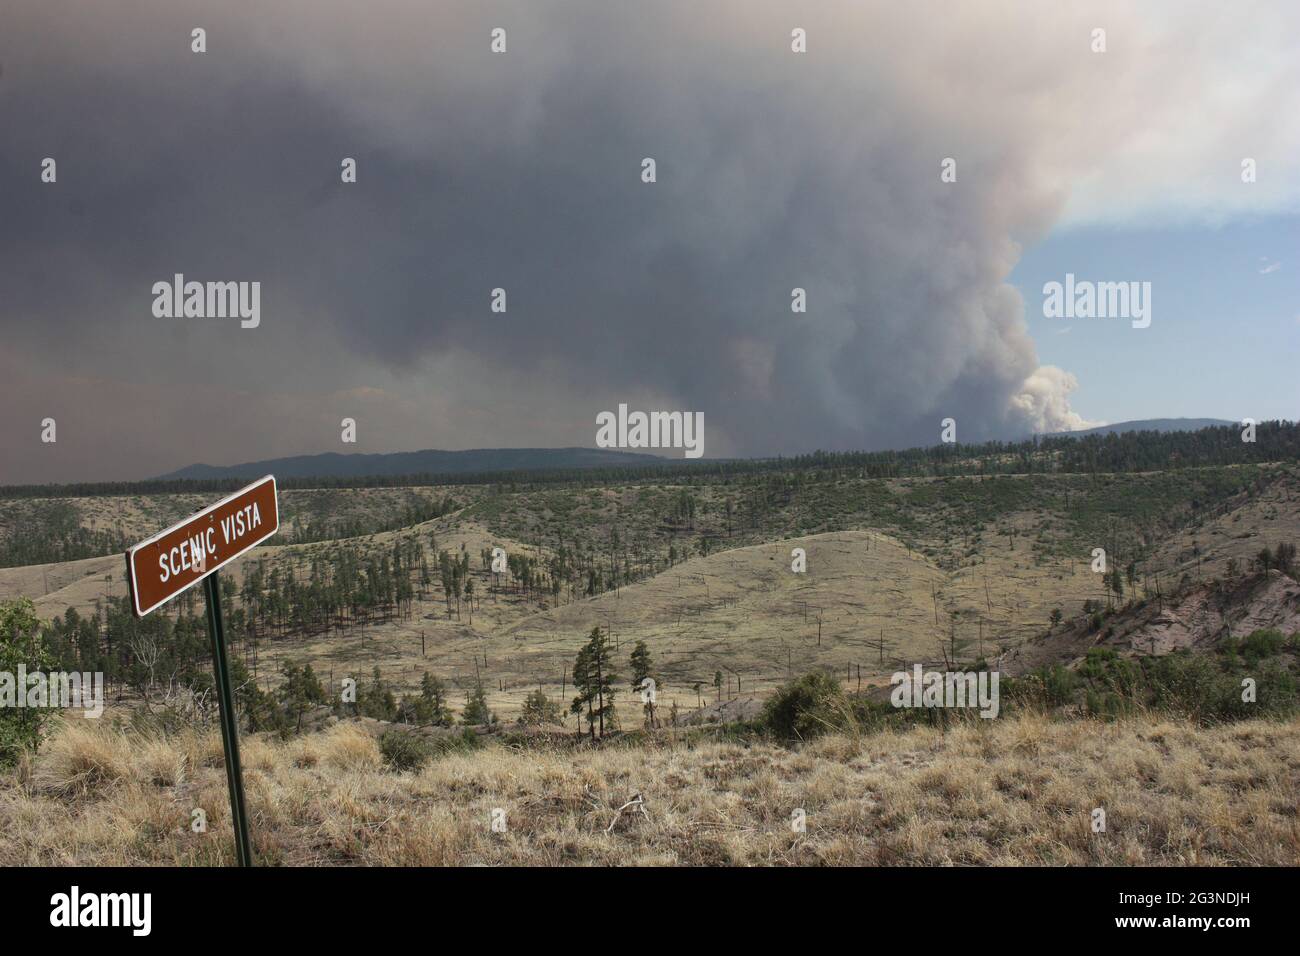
top-left (2, 423), bottom-right (1299, 867)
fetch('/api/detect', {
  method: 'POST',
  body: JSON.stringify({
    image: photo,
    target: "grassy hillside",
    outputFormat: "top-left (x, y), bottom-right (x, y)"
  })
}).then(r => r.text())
top-left (2, 459), bottom-right (1297, 725)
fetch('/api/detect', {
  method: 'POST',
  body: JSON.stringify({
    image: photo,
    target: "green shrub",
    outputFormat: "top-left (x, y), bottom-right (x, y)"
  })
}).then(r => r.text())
top-left (1077, 645), bottom-right (1297, 723)
top-left (1239, 628), bottom-right (1286, 662)
top-left (379, 730), bottom-right (432, 771)
top-left (758, 672), bottom-right (846, 740)
top-left (0, 598), bottom-right (58, 767)
top-left (1144, 653), bottom-right (1249, 722)
top-left (1040, 664), bottom-right (1079, 706)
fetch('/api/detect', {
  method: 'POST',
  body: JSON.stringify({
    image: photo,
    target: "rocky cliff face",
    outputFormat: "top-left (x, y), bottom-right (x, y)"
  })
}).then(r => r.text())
top-left (999, 570), bottom-right (1300, 675)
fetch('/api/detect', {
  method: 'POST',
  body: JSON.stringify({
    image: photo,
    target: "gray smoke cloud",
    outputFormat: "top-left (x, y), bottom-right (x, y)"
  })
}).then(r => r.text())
top-left (2, 0), bottom-right (1297, 482)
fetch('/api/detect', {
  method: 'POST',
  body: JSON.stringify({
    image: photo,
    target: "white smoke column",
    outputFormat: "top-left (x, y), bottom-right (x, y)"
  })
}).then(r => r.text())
top-left (1010, 366), bottom-right (1101, 434)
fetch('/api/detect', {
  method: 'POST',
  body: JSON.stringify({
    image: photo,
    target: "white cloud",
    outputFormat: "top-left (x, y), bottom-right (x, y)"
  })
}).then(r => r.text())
top-left (1052, 4), bottom-right (1300, 229)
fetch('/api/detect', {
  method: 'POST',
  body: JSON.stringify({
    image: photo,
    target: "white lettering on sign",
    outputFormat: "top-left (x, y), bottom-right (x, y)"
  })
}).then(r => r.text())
top-left (220, 503), bottom-right (261, 545)
top-left (157, 505), bottom-right (264, 584)
top-left (158, 526), bottom-right (224, 583)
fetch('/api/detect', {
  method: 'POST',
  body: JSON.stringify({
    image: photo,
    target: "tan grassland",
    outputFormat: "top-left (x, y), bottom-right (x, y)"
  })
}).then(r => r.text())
top-left (2, 713), bottom-right (1296, 866)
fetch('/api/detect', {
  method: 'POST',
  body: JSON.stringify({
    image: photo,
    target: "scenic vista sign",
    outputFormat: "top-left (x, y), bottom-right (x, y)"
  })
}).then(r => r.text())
top-left (125, 475), bottom-right (279, 617)
top-left (123, 474), bottom-right (278, 867)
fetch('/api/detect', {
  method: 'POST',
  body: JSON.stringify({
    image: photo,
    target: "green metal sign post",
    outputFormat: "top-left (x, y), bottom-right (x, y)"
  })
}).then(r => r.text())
top-left (203, 570), bottom-right (253, 867)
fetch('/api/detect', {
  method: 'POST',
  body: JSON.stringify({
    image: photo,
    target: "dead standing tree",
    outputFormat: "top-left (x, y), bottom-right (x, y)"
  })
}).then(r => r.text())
top-left (127, 631), bottom-right (162, 697)
top-left (865, 628), bottom-right (894, 667)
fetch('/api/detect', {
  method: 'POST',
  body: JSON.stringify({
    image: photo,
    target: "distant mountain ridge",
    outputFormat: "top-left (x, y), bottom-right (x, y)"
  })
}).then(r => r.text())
top-left (155, 447), bottom-right (672, 481)
top-left (1044, 418), bottom-right (1235, 438)
top-left (155, 419), bottom-right (1239, 481)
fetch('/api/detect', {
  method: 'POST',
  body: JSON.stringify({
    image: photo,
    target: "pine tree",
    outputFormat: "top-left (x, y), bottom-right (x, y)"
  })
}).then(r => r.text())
top-left (570, 641), bottom-right (594, 736)
top-left (521, 688), bottom-right (561, 725)
top-left (359, 666), bottom-right (397, 721)
top-left (570, 626), bottom-right (617, 739)
top-left (462, 681), bottom-right (493, 726)
top-left (413, 671), bottom-right (453, 726)
top-left (278, 660), bottom-right (326, 731)
top-left (629, 639), bottom-right (659, 728)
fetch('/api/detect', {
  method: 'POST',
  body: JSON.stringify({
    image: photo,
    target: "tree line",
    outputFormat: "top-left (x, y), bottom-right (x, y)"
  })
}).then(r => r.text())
top-left (6, 421), bottom-right (1297, 501)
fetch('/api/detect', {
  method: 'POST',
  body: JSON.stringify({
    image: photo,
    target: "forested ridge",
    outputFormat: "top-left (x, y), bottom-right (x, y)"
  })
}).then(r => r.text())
top-left (3, 421), bottom-right (1296, 500)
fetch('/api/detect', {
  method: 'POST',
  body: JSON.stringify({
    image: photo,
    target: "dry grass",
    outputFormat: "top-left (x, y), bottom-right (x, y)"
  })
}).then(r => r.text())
top-left (2, 714), bottom-right (1297, 866)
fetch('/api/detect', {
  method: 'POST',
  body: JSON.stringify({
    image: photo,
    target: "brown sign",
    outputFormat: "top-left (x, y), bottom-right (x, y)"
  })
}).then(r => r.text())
top-left (125, 475), bottom-right (279, 617)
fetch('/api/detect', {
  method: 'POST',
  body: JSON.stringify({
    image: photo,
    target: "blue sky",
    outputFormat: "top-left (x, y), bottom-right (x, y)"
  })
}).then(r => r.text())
top-left (1012, 214), bottom-right (1300, 427)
